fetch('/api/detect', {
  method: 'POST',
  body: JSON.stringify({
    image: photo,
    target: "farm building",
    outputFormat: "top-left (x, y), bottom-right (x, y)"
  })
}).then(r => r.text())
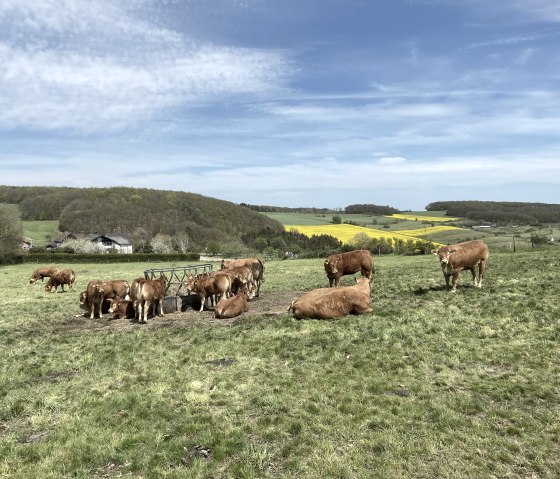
top-left (48, 232), bottom-right (133, 253)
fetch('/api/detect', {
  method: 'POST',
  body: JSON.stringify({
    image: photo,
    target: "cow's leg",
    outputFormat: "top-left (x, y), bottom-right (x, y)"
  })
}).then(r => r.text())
top-left (450, 271), bottom-right (460, 293)
top-left (443, 274), bottom-right (451, 290)
top-left (477, 260), bottom-right (485, 288)
top-left (469, 268), bottom-right (477, 287)
top-left (142, 300), bottom-right (150, 323)
top-left (199, 295), bottom-right (205, 312)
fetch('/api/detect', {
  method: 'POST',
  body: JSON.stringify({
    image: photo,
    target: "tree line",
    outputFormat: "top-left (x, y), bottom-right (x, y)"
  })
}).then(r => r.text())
top-left (426, 201), bottom-right (560, 225)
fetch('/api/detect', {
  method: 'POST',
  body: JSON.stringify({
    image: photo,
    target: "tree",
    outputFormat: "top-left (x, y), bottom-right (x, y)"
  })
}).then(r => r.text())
top-left (332, 215), bottom-right (342, 224)
top-left (150, 234), bottom-right (174, 253)
top-left (0, 205), bottom-right (24, 263)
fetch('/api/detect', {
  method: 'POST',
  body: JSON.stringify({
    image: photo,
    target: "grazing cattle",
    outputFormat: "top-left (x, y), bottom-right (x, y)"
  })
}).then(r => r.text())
top-left (288, 277), bottom-right (373, 320)
top-left (324, 249), bottom-right (374, 287)
top-left (214, 288), bottom-right (250, 319)
top-left (29, 266), bottom-right (59, 284)
top-left (221, 258), bottom-right (265, 297)
top-left (138, 275), bottom-right (167, 323)
top-left (432, 240), bottom-right (489, 293)
top-left (45, 269), bottom-right (75, 293)
top-left (186, 273), bottom-right (232, 312)
top-left (108, 299), bottom-right (136, 319)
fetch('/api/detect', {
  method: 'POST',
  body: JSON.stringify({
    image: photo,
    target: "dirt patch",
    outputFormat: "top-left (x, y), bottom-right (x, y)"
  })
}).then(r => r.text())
top-left (59, 290), bottom-right (304, 333)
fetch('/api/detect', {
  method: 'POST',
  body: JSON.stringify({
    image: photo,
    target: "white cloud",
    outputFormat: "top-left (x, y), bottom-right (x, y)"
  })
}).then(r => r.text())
top-left (0, 1), bottom-right (292, 132)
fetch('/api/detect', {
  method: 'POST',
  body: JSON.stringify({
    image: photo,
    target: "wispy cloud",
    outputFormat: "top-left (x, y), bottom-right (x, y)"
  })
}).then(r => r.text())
top-left (0, 1), bottom-right (292, 132)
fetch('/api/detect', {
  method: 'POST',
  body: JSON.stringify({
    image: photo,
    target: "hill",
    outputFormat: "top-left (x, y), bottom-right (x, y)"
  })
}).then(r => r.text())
top-left (426, 200), bottom-right (560, 225)
top-left (0, 185), bottom-right (283, 251)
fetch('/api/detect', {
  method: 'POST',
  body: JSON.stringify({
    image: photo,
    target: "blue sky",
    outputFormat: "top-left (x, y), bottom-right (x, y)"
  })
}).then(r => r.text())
top-left (1, 0), bottom-right (560, 210)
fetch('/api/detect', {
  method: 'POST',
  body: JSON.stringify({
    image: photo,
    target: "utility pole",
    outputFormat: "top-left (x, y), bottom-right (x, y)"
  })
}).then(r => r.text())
top-left (512, 234), bottom-right (516, 253)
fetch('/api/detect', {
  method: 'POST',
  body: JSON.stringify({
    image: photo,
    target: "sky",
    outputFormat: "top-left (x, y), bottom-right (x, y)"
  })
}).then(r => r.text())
top-left (1, 0), bottom-right (560, 211)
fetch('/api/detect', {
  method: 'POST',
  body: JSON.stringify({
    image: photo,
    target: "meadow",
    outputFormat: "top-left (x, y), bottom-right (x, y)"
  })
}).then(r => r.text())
top-left (1, 250), bottom-right (559, 478)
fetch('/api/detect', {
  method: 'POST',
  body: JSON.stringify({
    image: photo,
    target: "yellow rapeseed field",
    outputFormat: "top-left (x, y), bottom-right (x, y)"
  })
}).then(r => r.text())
top-left (389, 213), bottom-right (461, 222)
top-left (286, 224), bottom-right (460, 245)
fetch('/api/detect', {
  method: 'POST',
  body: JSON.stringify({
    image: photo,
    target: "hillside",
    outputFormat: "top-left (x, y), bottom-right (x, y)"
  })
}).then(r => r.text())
top-left (0, 186), bottom-right (283, 250)
top-left (426, 200), bottom-right (560, 225)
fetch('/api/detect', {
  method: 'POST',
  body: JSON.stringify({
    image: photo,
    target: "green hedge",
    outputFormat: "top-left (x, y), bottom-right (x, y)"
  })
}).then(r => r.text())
top-left (23, 252), bottom-right (201, 264)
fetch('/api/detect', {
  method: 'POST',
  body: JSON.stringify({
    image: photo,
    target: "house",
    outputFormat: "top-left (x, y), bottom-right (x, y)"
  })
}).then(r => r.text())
top-left (47, 232), bottom-right (133, 254)
top-left (89, 234), bottom-right (133, 254)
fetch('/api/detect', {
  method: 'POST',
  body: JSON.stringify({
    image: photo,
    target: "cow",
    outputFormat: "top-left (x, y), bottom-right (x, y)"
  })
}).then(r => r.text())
top-left (138, 275), bottom-right (167, 324)
top-left (288, 277), bottom-right (373, 320)
top-left (221, 258), bottom-right (265, 297)
top-left (80, 279), bottom-right (130, 318)
top-left (213, 266), bottom-right (256, 299)
top-left (130, 277), bottom-right (147, 321)
top-left (214, 288), bottom-right (250, 319)
top-left (324, 249), bottom-right (374, 287)
top-left (29, 266), bottom-right (59, 284)
top-left (108, 299), bottom-right (136, 319)
top-left (186, 273), bottom-right (232, 312)
top-left (81, 282), bottom-right (105, 320)
top-left (432, 240), bottom-right (489, 293)
top-left (45, 269), bottom-right (75, 293)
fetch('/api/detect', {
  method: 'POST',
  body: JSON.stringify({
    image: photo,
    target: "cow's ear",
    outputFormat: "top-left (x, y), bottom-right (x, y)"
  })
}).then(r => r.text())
top-left (431, 249), bottom-right (438, 255)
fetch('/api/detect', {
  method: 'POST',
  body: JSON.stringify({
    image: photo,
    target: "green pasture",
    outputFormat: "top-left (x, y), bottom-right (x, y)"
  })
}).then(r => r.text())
top-left (22, 220), bottom-right (60, 247)
top-left (1, 250), bottom-right (559, 478)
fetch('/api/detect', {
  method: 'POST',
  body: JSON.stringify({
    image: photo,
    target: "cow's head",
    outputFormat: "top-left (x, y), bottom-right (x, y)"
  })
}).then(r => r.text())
top-left (108, 298), bottom-right (119, 314)
top-left (324, 257), bottom-right (339, 275)
top-left (434, 247), bottom-right (455, 274)
top-left (79, 291), bottom-right (88, 309)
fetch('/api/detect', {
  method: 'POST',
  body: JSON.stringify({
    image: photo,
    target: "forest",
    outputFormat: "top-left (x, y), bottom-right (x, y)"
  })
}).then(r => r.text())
top-left (426, 200), bottom-right (560, 225)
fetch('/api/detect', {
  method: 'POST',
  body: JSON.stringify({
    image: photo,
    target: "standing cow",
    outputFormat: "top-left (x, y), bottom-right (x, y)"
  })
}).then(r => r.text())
top-left (221, 258), bottom-right (264, 297)
top-left (432, 240), bottom-right (489, 293)
top-left (288, 277), bottom-right (373, 320)
top-left (45, 269), bottom-right (75, 293)
top-left (324, 249), bottom-right (374, 287)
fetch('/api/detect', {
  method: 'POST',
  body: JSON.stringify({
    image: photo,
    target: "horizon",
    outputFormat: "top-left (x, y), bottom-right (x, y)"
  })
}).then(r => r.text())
top-left (1, 1), bottom-right (559, 210)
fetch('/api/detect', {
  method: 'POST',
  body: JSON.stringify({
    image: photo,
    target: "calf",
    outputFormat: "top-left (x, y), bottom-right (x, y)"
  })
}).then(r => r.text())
top-left (45, 269), bottom-right (75, 293)
top-left (80, 279), bottom-right (129, 318)
top-left (214, 266), bottom-right (256, 298)
top-left (81, 282), bottom-right (105, 320)
top-left (29, 265), bottom-right (59, 284)
top-left (324, 249), bottom-right (374, 287)
top-left (186, 273), bottom-right (232, 312)
top-left (221, 258), bottom-right (265, 297)
top-left (138, 275), bottom-right (167, 324)
top-left (214, 288), bottom-right (250, 319)
top-left (288, 277), bottom-right (373, 320)
top-left (432, 240), bottom-right (489, 293)
top-left (108, 299), bottom-right (136, 319)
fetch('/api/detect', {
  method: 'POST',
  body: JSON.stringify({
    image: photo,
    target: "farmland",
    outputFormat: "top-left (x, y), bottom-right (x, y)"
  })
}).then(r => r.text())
top-left (1, 250), bottom-right (559, 478)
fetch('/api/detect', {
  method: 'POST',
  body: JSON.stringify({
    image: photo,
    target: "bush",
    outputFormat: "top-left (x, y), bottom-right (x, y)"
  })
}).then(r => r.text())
top-left (23, 252), bottom-right (200, 264)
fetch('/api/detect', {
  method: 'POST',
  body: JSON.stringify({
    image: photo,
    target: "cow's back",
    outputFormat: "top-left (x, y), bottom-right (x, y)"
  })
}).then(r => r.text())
top-left (448, 240), bottom-right (489, 268)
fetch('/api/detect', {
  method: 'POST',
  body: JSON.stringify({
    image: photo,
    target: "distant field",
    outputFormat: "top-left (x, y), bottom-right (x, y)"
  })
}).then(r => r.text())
top-left (390, 212), bottom-right (460, 222)
top-left (285, 223), bottom-right (461, 245)
top-left (22, 220), bottom-right (60, 247)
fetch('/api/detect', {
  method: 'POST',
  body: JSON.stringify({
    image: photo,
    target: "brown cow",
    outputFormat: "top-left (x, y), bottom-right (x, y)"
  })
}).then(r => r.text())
top-left (221, 258), bottom-right (265, 297)
top-left (45, 269), bottom-right (75, 293)
top-left (138, 275), bottom-right (167, 323)
top-left (324, 249), bottom-right (374, 287)
top-left (80, 279), bottom-right (130, 318)
top-left (186, 273), bottom-right (231, 312)
top-left (29, 265), bottom-right (59, 284)
top-left (108, 299), bottom-right (136, 319)
top-left (81, 282), bottom-right (105, 320)
top-left (433, 240), bottom-right (489, 293)
top-left (214, 288), bottom-right (250, 319)
top-left (288, 277), bottom-right (373, 320)
top-left (213, 266), bottom-right (256, 299)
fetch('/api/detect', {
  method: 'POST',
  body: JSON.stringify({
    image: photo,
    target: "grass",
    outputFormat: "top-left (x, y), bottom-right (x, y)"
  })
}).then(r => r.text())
top-left (1, 251), bottom-right (560, 478)
top-left (22, 220), bottom-right (60, 247)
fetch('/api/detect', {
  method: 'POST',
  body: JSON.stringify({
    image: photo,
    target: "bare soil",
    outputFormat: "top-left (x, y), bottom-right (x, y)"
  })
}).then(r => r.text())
top-left (60, 290), bottom-right (305, 333)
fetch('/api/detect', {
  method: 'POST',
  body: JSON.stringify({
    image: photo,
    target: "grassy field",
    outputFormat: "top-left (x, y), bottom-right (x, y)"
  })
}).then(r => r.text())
top-left (1, 250), bottom-right (559, 478)
top-left (22, 220), bottom-right (60, 247)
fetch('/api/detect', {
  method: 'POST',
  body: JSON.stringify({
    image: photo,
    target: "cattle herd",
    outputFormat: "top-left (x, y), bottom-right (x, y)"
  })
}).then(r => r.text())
top-left (29, 240), bottom-right (489, 321)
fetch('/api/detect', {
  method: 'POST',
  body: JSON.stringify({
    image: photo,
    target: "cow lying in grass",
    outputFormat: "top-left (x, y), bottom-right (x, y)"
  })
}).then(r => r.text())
top-left (288, 277), bottom-right (373, 320)
top-left (214, 288), bottom-right (250, 319)
top-left (432, 240), bottom-right (489, 293)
